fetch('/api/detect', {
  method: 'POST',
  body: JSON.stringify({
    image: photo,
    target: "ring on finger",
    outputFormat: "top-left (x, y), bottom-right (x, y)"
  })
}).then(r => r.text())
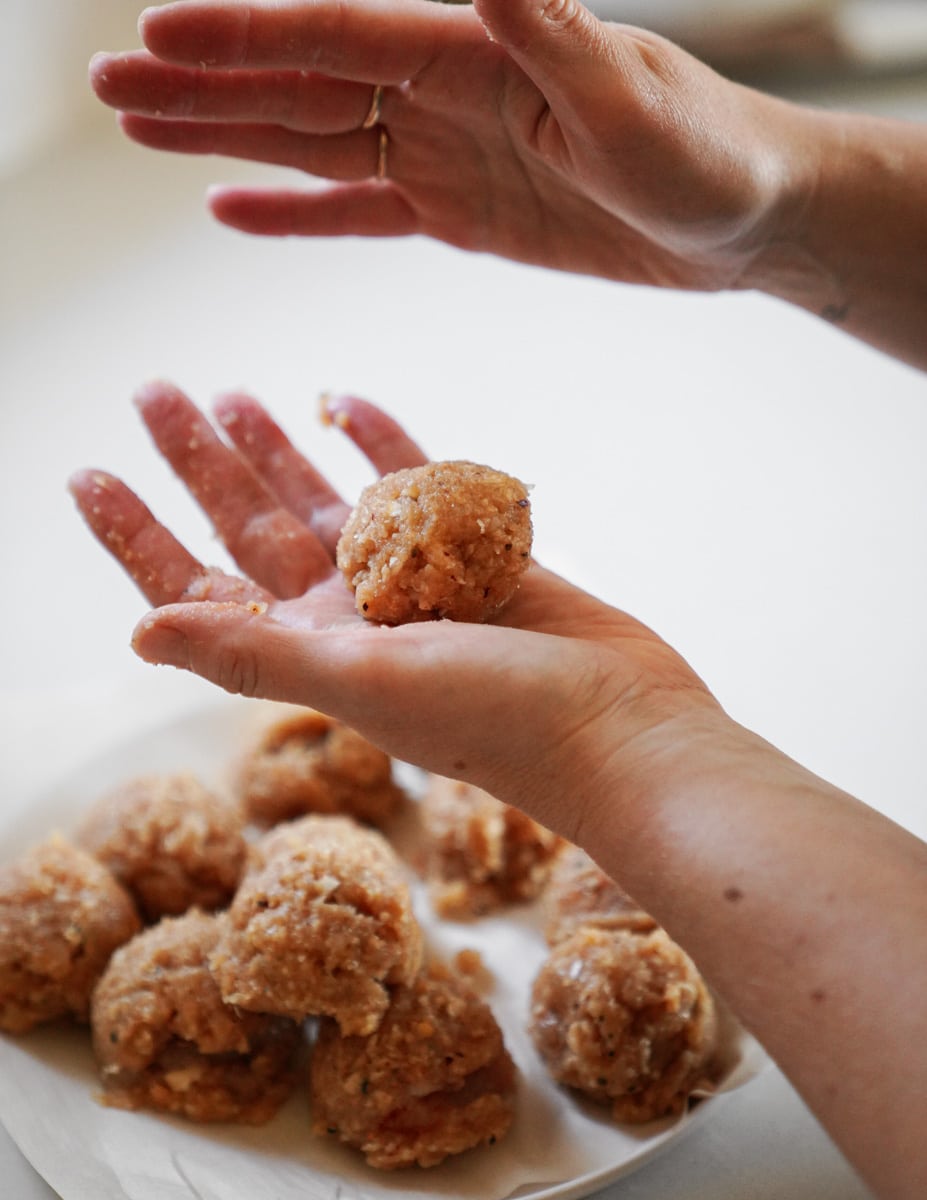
top-left (362, 83), bottom-right (384, 129)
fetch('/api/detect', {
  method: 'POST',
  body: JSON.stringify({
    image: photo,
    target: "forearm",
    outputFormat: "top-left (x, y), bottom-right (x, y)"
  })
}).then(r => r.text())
top-left (744, 103), bottom-right (927, 372)
top-left (570, 709), bottom-right (927, 1200)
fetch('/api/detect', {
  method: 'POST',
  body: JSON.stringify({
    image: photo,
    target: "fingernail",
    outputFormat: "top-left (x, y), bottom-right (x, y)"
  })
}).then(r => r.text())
top-left (132, 617), bottom-right (189, 667)
top-left (212, 390), bottom-right (249, 427)
top-left (319, 392), bottom-right (351, 431)
top-left (132, 378), bottom-right (172, 412)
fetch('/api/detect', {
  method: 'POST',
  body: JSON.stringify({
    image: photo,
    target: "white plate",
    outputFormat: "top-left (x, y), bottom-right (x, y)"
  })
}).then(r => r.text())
top-left (0, 695), bottom-right (769, 1200)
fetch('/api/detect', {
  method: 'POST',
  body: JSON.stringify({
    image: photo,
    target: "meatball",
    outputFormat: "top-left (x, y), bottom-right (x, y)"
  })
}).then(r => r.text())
top-left (310, 963), bottom-right (516, 1169)
top-left (335, 461), bottom-right (532, 624)
top-left (236, 709), bottom-right (403, 829)
top-left (75, 773), bottom-right (246, 922)
top-left (210, 816), bottom-right (423, 1035)
top-left (529, 927), bottom-right (718, 1123)
top-left (91, 909), bottom-right (300, 1123)
top-left (422, 776), bottom-right (562, 918)
top-left (542, 844), bottom-right (657, 945)
top-left (0, 835), bottom-right (140, 1034)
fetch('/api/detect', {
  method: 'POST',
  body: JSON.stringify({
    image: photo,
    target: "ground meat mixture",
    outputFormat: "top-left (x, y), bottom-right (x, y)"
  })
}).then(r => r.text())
top-left (542, 844), bottom-right (657, 945)
top-left (75, 772), bottom-right (246, 921)
top-left (210, 816), bottom-right (422, 1034)
top-left (310, 962), bottom-right (516, 1168)
top-left (529, 926), bottom-right (719, 1123)
top-left (91, 909), bottom-right (300, 1123)
top-left (0, 835), bottom-right (140, 1034)
top-left (336, 461), bottom-right (533, 624)
top-left (422, 776), bottom-right (562, 918)
top-left (236, 709), bottom-right (403, 829)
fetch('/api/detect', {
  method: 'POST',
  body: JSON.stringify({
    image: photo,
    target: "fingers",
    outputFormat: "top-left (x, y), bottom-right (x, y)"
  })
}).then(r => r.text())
top-left (118, 114), bottom-right (384, 182)
top-left (213, 392), bottom-right (348, 552)
top-left (321, 394), bottom-right (429, 476)
top-left (74, 381), bottom-right (428, 606)
top-left (90, 51), bottom-right (377, 135)
top-left (67, 469), bottom-right (265, 607)
top-left (132, 598), bottom-right (409, 714)
top-left (213, 391), bottom-right (429, 553)
top-left (138, 0), bottom-right (476, 81)
top-left (473, 0), bottom-right (624, 118)
top-left (207, 183), bottom-right (418, 238)
top-left (474, 0), bottom-right (604, 67)
top-left (135, 381), bottom-right (332, 598)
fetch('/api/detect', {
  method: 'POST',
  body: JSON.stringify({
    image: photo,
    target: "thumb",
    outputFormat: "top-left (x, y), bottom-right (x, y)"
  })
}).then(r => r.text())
top-left (473, 0), bottom-right (617, 105)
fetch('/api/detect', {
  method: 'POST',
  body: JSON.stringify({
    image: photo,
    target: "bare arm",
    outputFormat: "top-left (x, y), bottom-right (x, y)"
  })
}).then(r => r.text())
top-left (70, 385), bottom-right (927, 1198)
top-left (584, 709), bottom-right (927, 1200)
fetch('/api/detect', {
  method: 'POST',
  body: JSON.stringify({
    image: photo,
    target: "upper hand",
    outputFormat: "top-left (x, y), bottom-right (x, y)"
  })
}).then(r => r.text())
top-left (69, 382), bottom-right (719, 843)
top-left (89, 0), bottom-right (804, 292)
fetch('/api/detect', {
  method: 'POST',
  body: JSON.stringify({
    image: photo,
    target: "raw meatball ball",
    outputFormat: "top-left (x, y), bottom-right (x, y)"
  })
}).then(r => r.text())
top-left (310, 962), bottom-right (516, 1169)
top-left (542, 844), bottom-right (657, 945)
top-left (210, 816), bottom-right (423, 1034)
top-left (75, 772), bottom-right (247, 922)
top-left (336, 461), bottom-right (532, 624)
top-left (529, 927), bottom-right (718, 1123)
top-left (422, 776), bottom-right (562, 918)
top-left (92, 909), bottom-right (300, 1123)
top-left (236, 709), bottom-right (403, 829)
top-left (0, 835), bottom-right (140, 1034)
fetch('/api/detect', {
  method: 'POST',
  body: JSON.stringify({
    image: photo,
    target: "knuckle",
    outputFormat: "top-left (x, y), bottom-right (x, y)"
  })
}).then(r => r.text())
top-left (214, 647), bottom-right (261, 698)
top-left (539, 0), bottom-right (588, 36)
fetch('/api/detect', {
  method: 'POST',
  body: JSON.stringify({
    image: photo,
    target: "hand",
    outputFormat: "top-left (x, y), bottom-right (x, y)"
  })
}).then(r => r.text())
top-left (88, 0), bottom-right (805, 293)
top-left (69, 382), bottom-right (720, 842)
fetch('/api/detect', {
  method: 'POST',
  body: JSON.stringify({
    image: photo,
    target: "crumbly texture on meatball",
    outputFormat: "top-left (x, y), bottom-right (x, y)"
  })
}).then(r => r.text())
top-left (0, 835), bottom-right (140, 1034)
top-left (75, 772), bottom-right (247, 922)
top-left (335, 461), bottom-right (533, 625)
top-left (542, 844), bottom-right (657, 945)
top-left (421, 776), bottom-right (562, 919)
top-left (236, 709), bottom-right (404, 829)
top-left (210, 816), bottom-right (423, 1034)
top-left (91, 909), bottom-right (300, 1124)
top-left (529, 927), bottom-right (719, 1123)
top-left (310, 962), bottom-right (516, 1169)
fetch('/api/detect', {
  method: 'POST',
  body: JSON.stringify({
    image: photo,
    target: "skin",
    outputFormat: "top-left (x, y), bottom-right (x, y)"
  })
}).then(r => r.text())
top-left (88, 0), bottom-right (927, 369)
top-left (70, 385), bottom-right (927, 1200)
top-left (78, 1), bottom-right (927, 1194)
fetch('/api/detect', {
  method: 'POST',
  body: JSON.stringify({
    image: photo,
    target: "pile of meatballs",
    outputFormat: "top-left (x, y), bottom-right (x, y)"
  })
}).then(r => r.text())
top-left (0, 708), bottom-right (724, 1172)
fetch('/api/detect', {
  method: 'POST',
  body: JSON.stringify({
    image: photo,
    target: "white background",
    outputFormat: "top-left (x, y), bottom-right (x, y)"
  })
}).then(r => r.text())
top-left (2, 1), bottom-right (926, 1197)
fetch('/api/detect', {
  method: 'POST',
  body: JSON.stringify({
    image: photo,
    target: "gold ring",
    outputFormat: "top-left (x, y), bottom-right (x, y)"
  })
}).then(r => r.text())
top-left (362, 83), bottom-right (384, 130)
top-left (376, 127), bottom-right (389, 181)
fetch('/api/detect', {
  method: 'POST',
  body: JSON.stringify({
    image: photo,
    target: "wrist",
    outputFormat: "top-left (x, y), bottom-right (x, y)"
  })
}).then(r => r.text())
top-left (531, 692), bottom-right (740, 854)
top-left (734, 102), bottom-right (927, 367)
top-left (731, 99), bottom-right (848, 311)
top-left (564, 698), bottom-right (817, 896)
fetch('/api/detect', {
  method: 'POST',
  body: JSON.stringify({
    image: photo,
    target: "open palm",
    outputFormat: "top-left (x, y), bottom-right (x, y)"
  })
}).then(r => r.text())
top-left (70, 383), bottom-right (716, 837)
